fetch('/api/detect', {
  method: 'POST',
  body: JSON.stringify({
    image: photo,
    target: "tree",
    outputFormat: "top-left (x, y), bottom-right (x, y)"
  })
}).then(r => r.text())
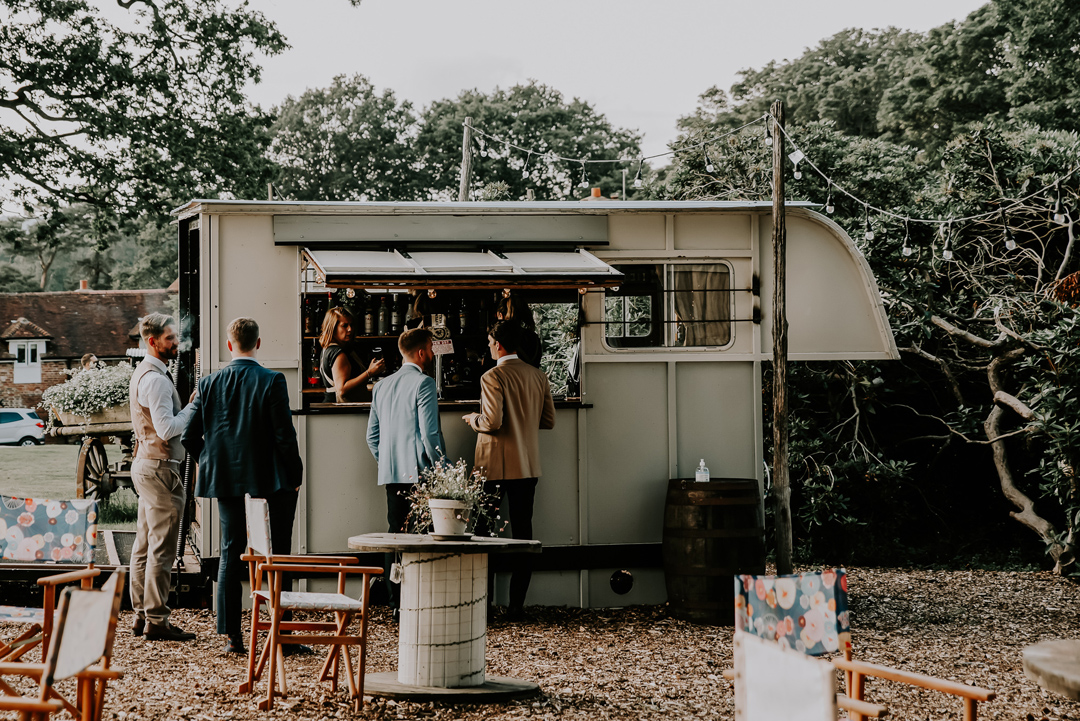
top-left (0, 205), bottom-right (93, 289)
top-left (0, 264), bottom-right (37, 292)
top-left (0, 0), bottom-right (287, 218)
top-left (415, 81), bottom-right (644, 201)
top-left (268, 74), bottom-right (423, 201)
top-left (995, 0), bottom-right (1080, 133)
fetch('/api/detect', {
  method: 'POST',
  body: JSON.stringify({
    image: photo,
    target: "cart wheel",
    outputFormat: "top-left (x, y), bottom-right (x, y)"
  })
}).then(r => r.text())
top-left (76, 438), bottom-right (110, 502)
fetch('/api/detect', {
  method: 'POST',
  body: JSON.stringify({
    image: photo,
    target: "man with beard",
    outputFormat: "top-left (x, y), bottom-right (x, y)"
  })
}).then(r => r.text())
top-left (128, 312), bottom-right (197, 641)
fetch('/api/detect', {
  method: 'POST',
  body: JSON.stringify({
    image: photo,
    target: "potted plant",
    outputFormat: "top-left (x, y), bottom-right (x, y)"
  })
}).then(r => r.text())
top-left (40, 362), bottom-right (134, 428)
top-left (406, 458), bottom-right (501, 539)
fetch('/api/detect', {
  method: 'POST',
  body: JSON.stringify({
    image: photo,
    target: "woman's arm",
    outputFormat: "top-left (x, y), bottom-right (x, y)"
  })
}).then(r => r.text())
top-left (333, 354), bottom-right (384, 401)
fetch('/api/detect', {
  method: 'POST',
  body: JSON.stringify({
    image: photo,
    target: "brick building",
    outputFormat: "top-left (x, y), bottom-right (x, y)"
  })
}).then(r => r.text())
top-left (0, 285), bottom-right (175, 410)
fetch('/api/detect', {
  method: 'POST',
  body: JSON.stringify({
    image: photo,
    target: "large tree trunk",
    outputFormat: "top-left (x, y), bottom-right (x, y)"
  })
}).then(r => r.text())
top-left (985, 348), bottom-right (1076, 573)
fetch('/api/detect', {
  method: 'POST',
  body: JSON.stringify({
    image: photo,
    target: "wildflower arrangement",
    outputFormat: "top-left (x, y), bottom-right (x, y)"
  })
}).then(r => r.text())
top-left (40, 362), bottom-right (133, 427)
top-left (404, 457), bottom-right (504, 535)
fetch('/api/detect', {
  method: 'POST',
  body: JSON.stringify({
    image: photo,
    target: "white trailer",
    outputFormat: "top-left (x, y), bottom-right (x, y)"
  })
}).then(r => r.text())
top-left (172, 199), bottom-right (897, 609)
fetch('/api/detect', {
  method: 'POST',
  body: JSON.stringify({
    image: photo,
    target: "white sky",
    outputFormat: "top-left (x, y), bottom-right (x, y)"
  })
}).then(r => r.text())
top-left (246, 0), bottom-right (989, 162)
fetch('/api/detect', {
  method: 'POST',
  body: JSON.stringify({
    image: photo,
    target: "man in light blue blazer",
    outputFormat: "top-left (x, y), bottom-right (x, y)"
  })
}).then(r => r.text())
top-left (366, 327), bottom-right (444, 614)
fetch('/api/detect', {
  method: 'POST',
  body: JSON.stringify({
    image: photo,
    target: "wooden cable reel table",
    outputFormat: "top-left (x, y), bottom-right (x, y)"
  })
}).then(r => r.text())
top-left (347, 533), bottom-right (541, 702)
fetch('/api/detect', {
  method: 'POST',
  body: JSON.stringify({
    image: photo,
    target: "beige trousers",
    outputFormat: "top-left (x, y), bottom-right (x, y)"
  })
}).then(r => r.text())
top-left (129, 458), bottom-right (185, 625)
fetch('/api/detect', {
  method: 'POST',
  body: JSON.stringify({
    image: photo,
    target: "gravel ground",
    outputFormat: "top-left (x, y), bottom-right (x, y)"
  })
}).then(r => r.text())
top-left (3, 567), bottom-right (1079, 720)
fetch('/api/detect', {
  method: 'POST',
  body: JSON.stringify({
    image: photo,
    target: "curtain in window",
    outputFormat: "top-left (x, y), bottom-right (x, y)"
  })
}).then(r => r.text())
top-left (672, 265), bottom-right (730, 347)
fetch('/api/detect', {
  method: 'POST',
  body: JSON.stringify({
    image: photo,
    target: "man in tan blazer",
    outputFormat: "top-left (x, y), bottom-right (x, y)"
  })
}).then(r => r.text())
top-left (462, 320), bottom-right (555, 619)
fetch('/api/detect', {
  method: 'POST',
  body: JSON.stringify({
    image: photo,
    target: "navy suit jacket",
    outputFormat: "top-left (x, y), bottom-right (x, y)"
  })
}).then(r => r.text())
top-left (366, 364), bottom-right (445, 485)
top-left (182, 358), bottom-right (303, 498)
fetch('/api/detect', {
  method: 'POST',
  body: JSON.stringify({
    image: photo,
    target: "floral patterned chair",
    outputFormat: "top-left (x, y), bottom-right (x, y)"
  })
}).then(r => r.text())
top-left (0, 496), bottom-right (100, 664)
top-left (733, 569), bottom-right (996, 721)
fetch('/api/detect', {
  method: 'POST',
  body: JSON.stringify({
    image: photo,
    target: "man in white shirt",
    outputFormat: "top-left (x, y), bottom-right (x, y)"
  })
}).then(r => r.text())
top-left (128, 312), bottom-right (197, 641)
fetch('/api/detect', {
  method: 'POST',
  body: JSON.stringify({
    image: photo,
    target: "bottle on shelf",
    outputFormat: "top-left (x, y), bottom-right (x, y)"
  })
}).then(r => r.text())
top-left (458, 297), bottom-right (469, 335)
top-left (695, 459), bottom-right (710, 483)
top-left (307, 343), bottom-right (321, 387)
top-left (363, 294), bottom-right (375, 336)
top-left (390, 294), bottom-right (403, 333)
top-left (303, 296), bottom-right (314, 336)
top-left (377, 295), bottom-right (390, 335)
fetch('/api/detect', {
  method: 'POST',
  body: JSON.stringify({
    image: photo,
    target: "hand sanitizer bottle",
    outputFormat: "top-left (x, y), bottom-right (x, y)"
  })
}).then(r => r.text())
top-left (696, 459), bottom-right (710, 483)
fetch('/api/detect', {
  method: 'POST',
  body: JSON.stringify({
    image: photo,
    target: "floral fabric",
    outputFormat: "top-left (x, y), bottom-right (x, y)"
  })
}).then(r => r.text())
top-left (252, 590), bottom-right (363, 612)
top-left (734, 569), bottom-right (850, 656)
top-left (0, 606), bottom-right (45, 624)
top-left (0, 496), bottom-right (98, 564)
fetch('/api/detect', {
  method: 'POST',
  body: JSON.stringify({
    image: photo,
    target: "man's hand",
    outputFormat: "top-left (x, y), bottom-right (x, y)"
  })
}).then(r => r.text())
top-left (461, 413), bottom-right (479, 428)
top-left (189, 388), bottom-right (198, 403)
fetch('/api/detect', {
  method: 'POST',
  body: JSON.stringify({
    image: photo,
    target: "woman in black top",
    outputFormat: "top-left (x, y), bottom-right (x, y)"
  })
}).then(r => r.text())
top-left (319, 307), bottom-right (384, 402)
top-left (496, 295), bottom-right (542, 368)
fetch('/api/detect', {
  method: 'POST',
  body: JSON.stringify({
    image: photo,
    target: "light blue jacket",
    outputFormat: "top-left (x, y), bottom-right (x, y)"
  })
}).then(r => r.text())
top-left (366, 364), bottom-right (445, 485)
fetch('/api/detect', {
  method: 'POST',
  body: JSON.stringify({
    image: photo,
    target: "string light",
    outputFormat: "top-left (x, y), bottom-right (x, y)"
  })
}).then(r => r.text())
top-left (634, 159), bottom-right (643, 189)
top-left (579, 163), bottom-right (588, 188)
top-left (1005, 227), bottom-right (1018, 251)
top-left (825, 184), bottom-right (835, 214)
top-left (704, 146), bottom-right (714, 173)
top-left (901, 220), bottom-right (913, 257)
top-left (941, 221), bottom-right (954, 261)
top-left (1053, 181), bottom-right (1066, 224)
top-left (764, 121), bottom-right (773, 147)
top-left (522, 152), bottom-right (531, 179)
top-left (789, 149), bottom-right (805, 180)
top-left (863, 206), bottom-right (875, 241)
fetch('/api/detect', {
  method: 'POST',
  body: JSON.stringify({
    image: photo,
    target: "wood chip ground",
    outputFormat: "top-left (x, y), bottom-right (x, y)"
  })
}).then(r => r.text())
top-left (2, 567), bottom-right (1078, 720)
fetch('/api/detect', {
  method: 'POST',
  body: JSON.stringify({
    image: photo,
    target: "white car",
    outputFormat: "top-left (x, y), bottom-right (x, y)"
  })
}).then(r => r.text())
top-left (0, 408), bottom-right (45, 446)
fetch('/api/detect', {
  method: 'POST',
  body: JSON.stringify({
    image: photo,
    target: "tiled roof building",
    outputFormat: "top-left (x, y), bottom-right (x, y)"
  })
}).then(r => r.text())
top-left (0, 287), bottom-right (175, 409)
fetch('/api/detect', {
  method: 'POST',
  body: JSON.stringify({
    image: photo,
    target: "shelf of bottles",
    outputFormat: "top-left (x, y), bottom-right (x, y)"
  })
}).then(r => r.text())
top-left (300, 281), bottom-right (498, 408)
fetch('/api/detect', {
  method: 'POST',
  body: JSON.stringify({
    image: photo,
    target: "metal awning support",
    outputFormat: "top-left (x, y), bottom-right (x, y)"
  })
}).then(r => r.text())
top-left (302, 247), bottom-right (623, 290)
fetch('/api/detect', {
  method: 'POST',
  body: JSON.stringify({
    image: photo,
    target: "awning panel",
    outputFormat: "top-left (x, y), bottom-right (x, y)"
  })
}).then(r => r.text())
top-left (303, 248), bottom-right (622, 289)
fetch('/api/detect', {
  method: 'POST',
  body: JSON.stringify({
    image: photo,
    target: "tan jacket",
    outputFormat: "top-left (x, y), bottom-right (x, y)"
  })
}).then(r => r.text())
top-left (470, 358), bottom-right (556, 481)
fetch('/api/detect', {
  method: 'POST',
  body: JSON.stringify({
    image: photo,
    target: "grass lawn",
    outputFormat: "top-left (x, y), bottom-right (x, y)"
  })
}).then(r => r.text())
top-left (0, 442), bottom-right (137, 530)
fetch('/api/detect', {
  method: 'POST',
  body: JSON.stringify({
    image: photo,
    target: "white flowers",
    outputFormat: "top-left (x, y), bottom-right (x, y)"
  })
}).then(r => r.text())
top-left (41, 362), bottom-right (133, 422)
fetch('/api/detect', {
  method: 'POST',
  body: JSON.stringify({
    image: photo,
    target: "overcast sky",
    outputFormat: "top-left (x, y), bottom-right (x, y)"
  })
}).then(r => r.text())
top-left (245, 0), bottom-right (988, 162)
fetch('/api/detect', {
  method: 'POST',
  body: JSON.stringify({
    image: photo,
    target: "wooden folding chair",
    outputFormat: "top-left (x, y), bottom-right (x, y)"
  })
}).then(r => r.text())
top-left (0, 496), bottom-right (100, 664)
top-left (237, 495), bottom-right (383, 712)
top-left (735, 632), bottom-right (837, 721)
top-left (0, 569), bottom-right (125, 721)
top-left (733, 569), bottom-right (996, 721)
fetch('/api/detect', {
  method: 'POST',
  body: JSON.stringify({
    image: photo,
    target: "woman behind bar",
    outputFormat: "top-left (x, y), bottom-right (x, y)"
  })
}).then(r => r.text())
top-left (496, 295), bottom-right (542, 368)
top-left (319, 306), bottom-right (384, 402)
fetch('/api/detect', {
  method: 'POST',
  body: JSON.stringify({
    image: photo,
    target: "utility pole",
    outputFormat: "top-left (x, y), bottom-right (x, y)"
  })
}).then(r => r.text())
top-left (458, 117), bottom-right (473, 202)
top-left (770, 100), bottom-right (793, 576)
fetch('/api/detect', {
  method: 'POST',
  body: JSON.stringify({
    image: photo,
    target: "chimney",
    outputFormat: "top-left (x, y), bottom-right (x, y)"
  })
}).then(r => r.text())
top-left (79, 280), bottom-right (89, 291)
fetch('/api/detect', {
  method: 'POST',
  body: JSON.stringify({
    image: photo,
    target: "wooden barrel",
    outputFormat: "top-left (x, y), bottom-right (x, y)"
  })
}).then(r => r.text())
top-left (662, 478), bottom-right (765, 625)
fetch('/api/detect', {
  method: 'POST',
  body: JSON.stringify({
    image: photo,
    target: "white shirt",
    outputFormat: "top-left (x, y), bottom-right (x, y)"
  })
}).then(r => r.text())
top-left (401, 361), bottom-right (423, 372)
top-left (496, 354), bottom-right (519, 366)
top-left (136, 355), bottom-right (194, 445)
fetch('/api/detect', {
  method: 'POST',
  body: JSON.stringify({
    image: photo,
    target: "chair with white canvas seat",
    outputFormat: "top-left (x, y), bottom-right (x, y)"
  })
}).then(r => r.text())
top-left (238, 494), bottom-right (382, 712)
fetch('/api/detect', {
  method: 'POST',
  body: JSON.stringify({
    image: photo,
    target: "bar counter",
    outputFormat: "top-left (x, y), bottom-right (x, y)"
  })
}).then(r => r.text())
top-left (295, 400), bottom-right (591, 414)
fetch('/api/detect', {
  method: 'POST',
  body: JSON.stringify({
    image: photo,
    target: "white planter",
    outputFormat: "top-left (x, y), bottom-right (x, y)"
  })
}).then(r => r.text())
top-left (428, 498), bottom-right (470, 537)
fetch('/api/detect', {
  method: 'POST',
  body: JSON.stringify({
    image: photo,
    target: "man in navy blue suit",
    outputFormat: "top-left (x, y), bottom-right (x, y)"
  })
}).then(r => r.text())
top-left (182, 317), bottom-right (303, 654)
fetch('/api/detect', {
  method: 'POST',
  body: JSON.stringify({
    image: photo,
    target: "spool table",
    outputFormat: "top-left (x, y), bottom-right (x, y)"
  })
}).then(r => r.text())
top-left (347, 532), bottom-right (541, 702)
top-left (1023, 639), bottom-right (1080, 700)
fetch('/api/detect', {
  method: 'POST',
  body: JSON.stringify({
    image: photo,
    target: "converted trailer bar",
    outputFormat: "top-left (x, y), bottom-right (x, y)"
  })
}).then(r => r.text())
top-left (172, 199), bottom-right (897, 608)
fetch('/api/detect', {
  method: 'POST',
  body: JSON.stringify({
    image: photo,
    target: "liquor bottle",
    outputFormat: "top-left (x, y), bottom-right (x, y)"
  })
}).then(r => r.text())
top-left (695, 459), bottom-right (710, 483)
top-left (363, 295), bottom-right (375, 336)
top-left (458, 297), bottom-right (469, 335)
top-left (378, 296), bottom-right (390, 335)
top-left (390, 294), bottom-right (402, 333)
top-left (303, 296), bottom-right (314, 336)
top-left (307, 343), bottom-right (321, 387)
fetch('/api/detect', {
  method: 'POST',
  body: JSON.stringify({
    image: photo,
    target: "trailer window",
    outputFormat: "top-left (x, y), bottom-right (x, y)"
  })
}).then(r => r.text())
top-left (604, 264), bottom-right (731, 348)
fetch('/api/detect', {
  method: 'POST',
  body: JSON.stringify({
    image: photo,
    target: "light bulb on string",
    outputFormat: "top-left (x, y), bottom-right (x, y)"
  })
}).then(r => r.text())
top-left (1053, 181), bottom-right (1066, 224)
top-left (825, 184), bottom-right (835, 214)
top-left (633, 159), bottom-right (643, 189)
top-left (579, 163), bottom-right (588, 188)
top-left (788, 149), bottom-right (805, 180)
top-left (522, 152), bottom-right (531, 180)
top-left (863, 207), bottom-right (875, 241)
top-left (941, 221), bottom-right (954, 261)
top-left (704, 146), bottom-right (714, 173)
top-left (764, 123), bottom-right (773, 147)
top-left (1000, 209), bottom-right (1017, 251)
top-left (478, 137), bottom-right (487, 157)
top-left (901, 220), bottom-right (913, 257)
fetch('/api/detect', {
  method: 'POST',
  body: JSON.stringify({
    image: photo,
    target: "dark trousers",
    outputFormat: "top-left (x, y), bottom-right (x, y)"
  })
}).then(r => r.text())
top-left (385, 484), bottom-right (414, 609)
top-left (473, 477), bottom-right (538, 610)
top-left (216, 489), bottom-right (298, 638)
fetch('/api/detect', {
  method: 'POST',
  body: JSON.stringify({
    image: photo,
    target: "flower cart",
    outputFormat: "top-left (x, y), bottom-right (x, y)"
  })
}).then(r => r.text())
top-left (41, 364), bottom-right (136, 503)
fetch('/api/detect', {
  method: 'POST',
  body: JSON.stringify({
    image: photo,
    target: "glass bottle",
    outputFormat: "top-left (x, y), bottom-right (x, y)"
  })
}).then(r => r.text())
top-left (307, 343), bottom-right (321, 387)
top-left (378, 295), bottom-right (390, 335)
top-left (458, 297), bottom-right (469, 335)
top-left (390, 294), bottom-right (402, 333)
top-left (363, 295), bottom-right (375, 336)
top-left (303, 296), bottom-right (314, 336)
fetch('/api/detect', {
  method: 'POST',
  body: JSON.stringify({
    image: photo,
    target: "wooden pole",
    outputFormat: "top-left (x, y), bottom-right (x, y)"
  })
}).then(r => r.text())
top-left (458, 117), bottom-right (474, 202)
top-left (770, 100), bottom-right (793, 575)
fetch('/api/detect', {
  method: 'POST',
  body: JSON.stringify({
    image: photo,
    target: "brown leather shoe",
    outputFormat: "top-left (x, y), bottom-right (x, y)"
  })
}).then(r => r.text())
top-left (145, 622), bottom-right (196, 642)
top-left (132, 616), bottom-right (145, 637)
